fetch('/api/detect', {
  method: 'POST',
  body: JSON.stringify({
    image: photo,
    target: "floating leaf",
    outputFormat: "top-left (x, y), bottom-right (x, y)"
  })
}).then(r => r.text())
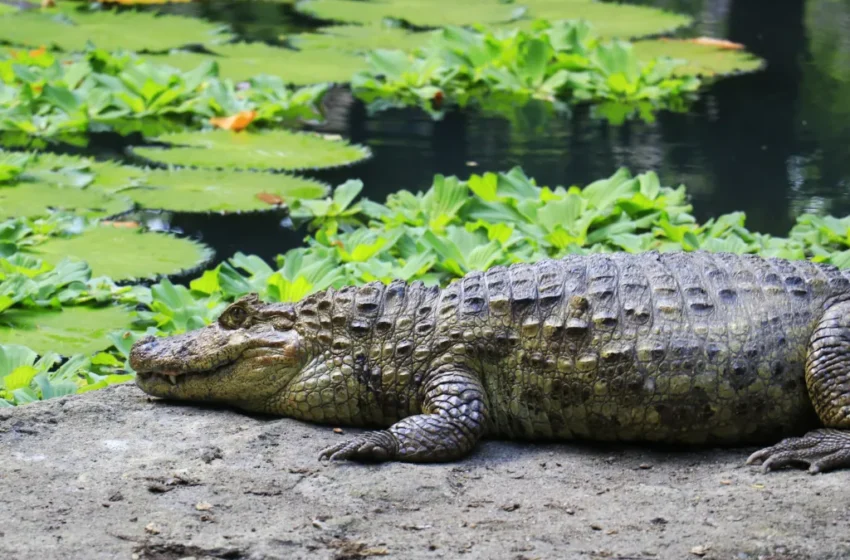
top-left (27, 226), bottom-right (214, 281)
top-left (295, 0), bottom-right (518, 27)
top-left (152, 42), bottom-right (366, 85)
top-left (633, 39), bottom-right (764, 77)
top-left (122, 168), bottom-right (329, 213)
top-left (0, 7), bottom-right (228, 52)
top-left (0, 182), bottom-right (133, 220)
top-left (290, 25), bottom-right (434, 53)
top-left (0, 305), bottom-right (134, 356)
top-left (131, 130), bottom-right (371, 171)
top-left (512, 0), bottom-right (692, 38)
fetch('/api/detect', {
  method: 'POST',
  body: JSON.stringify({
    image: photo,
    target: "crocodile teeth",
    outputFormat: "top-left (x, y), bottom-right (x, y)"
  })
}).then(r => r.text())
top-left (167, 376), bottom-right (178, 386)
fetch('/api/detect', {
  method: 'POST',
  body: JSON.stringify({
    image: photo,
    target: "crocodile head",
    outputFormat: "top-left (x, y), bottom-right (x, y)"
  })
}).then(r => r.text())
top-left (131, 293), bottom-right (306, 410)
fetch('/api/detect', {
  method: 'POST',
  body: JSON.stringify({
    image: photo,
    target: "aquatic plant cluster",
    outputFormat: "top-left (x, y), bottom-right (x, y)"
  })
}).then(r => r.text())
top-left (0, 0), bottom-right (825, 405)
top-left (352, 21), bottom-right (704, 120)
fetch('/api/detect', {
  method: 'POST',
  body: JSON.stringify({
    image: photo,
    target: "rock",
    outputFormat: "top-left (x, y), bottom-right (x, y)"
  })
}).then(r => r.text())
top-left (1, 384), bottom-right (848, 558)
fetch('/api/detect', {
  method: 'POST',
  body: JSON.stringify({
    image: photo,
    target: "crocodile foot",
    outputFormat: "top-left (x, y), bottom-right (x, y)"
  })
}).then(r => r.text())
top-left (319, 430), bottom-right (399, 463)
top-left (746, 429), bottom-right (850, 474)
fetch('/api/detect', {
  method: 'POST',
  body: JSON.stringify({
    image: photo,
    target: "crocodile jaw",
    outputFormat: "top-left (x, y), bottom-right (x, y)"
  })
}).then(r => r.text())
top-left (131, 323), bottom-right (302, 405)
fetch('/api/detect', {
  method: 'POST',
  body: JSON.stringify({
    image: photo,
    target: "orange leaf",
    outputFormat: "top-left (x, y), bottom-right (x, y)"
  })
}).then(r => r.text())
top-left (41, 0), bottom-right (55, 7)
top-left (687, 37), bottom-right (745, 50)
top-left (209, 110), bottom-right (257, 132)
top-left (102, 220), bottom-right (140, 229)
top-left (29, 46), bottom-right (47, 57)
top-left (255, 192), bottom-right (284, 205)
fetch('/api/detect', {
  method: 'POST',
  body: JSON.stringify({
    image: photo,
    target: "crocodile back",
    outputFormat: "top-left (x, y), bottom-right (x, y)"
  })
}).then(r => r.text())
top-left (437, 251), bottom-right (849, 444)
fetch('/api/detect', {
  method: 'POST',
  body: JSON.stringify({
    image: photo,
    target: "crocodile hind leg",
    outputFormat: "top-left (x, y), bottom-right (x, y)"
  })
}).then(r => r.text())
top-left (319, 367), bottom-right (487, 463)
top-left (747, 301), bottom-right (850, 474)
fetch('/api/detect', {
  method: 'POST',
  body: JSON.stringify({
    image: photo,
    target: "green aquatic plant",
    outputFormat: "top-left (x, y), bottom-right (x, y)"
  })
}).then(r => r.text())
top-left (30, 225), bottom-right (214, 281)
top-left (290, 25), bottom-right (435, 54)
top-left (0, 4), bottom-right (229, 53)
top-left (0, 47), bottom-right (329, 139)
top-left (132, 129), bottom-right (372, 171)
top-left (294, 0), bottom-right (692, 38)
top-left (352, 20), bottom-right (702, 119)
top-left (124, 168), bottom-right (330, 213)
top-left (294, 0), bottom-right (520, 28)
top-left (0, 150), bottom-right (139, 219)
top-left (0, 344), bottom-right (132, 406)
top-left (152, 42), bottom-right (368, 86)
top-left (0, 304), bottom-right (136, 357)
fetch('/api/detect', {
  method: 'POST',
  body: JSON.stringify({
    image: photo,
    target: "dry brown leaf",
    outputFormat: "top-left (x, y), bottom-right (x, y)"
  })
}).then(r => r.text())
top-left (687, 37), bottom-right (745, 50)
top-left (209, 110), bottom-right (257, 132)
top-left (102, 220), bottom-right (140, 229)
top-left (255, 192), bottom-right (284, 205)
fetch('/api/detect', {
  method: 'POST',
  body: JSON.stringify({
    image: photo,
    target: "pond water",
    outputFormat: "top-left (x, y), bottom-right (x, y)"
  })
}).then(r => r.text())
top-left (140, 0), bottom-right (850, 267)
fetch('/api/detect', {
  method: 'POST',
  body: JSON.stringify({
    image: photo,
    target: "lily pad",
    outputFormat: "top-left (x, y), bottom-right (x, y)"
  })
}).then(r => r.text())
top-left (290, 25), bottom-right (435, 53)
top-left (0, 152), bottom-right (141, 219)
top-left (633, 39), bottom-right (765, 77)
top-left (513, 0), bottom-right (693, 39)
top-left (131, 130), bottom-right (371, 171)
top-left (0, 7), bottom-right (229, 52)
top-left (0, 182), bottom-right (133, 220)
top-left (0, 304), bottom-right (133, 356)
top-left (294, 0), bottom-right (519, 27)
top-left (153, 42), bottom-right (366, 85)
top-left (28, 226), bottom-right (214, 281)
top-left (125, 168), bottom-right (330, 213)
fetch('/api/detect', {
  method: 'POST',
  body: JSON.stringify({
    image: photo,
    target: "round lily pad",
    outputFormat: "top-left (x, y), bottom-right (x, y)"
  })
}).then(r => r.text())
top-left (0, 305), bottom-right (134, 357)
top-left (290, 25), bottom-right (435, 53)
top-left (126, 168), bottom-right (330, 213)
top-left (0, 7), bottom-right (229, 52)
top-left (513, 0), bottom-right (693, 39)
top-left (152, 42), bottom-right (367, 85)
top-left (28, 226), bottom-right (214, 281)
top-left (131, 130), bottom-right (371, 172)
top-left (632, 39), bottom-right (765, 77)
top-left (294, 0), bottom-right (519, 27)
top-left (0, 182), bottom-right (133, 220)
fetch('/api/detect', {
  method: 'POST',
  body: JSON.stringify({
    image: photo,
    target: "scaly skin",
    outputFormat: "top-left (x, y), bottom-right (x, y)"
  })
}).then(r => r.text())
top-left (131, 251), bottom-right (850, 472)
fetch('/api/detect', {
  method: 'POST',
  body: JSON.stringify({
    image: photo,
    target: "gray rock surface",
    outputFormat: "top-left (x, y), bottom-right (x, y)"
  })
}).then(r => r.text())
top-left (1, 384), bottom-right (848, 560)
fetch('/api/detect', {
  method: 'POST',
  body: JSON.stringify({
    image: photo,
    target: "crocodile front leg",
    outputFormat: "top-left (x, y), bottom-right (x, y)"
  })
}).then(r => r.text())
top-left (748, 301), bottom-right (850, 474)
top-left (319, 366), bottom-right (487, 463)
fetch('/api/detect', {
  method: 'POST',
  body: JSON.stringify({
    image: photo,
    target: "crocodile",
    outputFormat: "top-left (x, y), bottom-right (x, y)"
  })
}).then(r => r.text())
top-left (130, 251), bottom-right (850, 472)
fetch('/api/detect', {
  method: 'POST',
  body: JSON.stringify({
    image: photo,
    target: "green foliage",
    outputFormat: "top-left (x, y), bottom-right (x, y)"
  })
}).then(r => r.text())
top-left (352, 20), bottom-right (702, 120)
top-left (0, 150), bottom-right (137, 219)
top-left (295, 0), bottom-right (520, 28)
top-left (0, 47), bottom-right (329, 139)
top-left (632, 39), bottom-right (765, 77)
top-left (0, 344), bottom-right (132, 406)
top-left (0, 5), bottom-right (229, 52)
top-left (291, 25), bottom-right (436, 54)
top-left (152, 42), bottom-right (368, 85)
top-left (509, 0), bottom-right (692, 39)
top-left (125, 168), bottom-right (330, 213)
top-left (29, 225), bottom-right (214, 281)
top-left (295, 0), bottom-right (692, 38)
top-left (0, 304), bottom-right (135, 356)
top-left (132, 129), bottom-right (371, 171)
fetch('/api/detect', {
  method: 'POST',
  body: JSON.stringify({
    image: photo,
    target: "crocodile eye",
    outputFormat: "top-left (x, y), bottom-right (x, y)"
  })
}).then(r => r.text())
top-left (220, 305), bottom-right (249, 329)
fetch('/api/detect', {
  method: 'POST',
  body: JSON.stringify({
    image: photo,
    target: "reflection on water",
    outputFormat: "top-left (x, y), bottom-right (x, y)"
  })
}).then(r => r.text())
top-left (132, 0), bottom-right (850, 261)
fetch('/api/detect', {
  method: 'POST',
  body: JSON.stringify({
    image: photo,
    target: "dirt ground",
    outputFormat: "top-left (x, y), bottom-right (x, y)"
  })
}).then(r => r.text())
top-left (1, 384), bottom-right (848, 560)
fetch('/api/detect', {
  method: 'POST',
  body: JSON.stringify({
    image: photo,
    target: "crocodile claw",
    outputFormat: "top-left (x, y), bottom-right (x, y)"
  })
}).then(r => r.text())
top-left (746, 429), bottom-right (850, 474)
top-left (319, 430), bottom-right (399, 463)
